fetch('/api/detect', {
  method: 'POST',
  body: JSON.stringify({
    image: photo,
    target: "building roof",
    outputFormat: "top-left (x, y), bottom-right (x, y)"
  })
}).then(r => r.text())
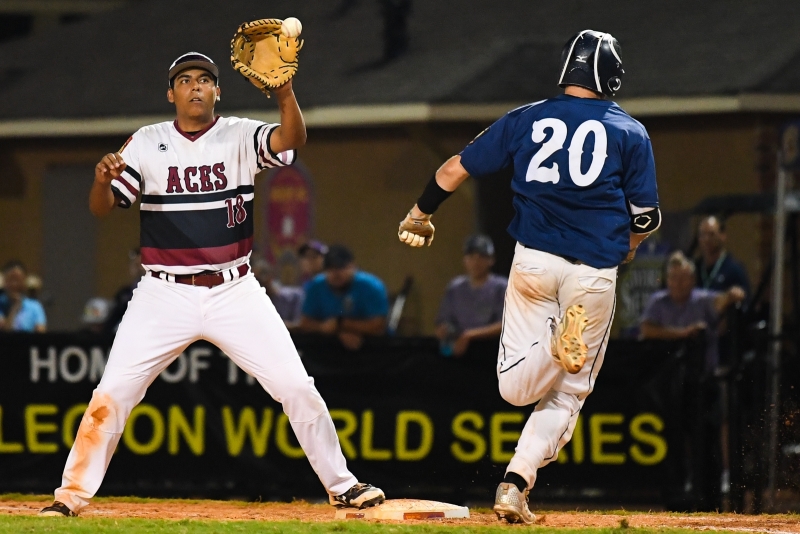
top-left (0, 0), bottom-right (799, 135)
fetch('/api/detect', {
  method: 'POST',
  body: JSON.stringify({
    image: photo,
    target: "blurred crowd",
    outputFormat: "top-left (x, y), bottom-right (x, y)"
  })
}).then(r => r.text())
top-left (0, 214), bottom-right (752, 366)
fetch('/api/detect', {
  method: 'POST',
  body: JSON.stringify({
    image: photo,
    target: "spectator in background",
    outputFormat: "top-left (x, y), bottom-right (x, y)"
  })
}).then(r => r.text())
top-left (695, 216), bottom-right (751, 297)
top-left (298, 240), bottom-right (328, 291)
top-left (105, 248), bottom-right (146, 333)
top-left (79, 297), bottom-right (114, 336)
top-left (0, 260), bottom-right (47, 333)
top-left (252, 258), bottom-right (304, 329)
top-left (26, 273), bottom-right (43, 300)
top-left (640, 251), bottom-right (745, 373)
top-left (436, 234), bottom-right (507, 357)
top-left (299, 244), bottom-right (388, 350)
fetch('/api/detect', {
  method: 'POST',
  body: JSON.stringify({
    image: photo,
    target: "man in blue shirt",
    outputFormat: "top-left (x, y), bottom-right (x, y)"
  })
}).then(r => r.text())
top-left (0, 260), bottom-right (47, 333)
top-left (299, 245), bottom-right (389, 350)
top-left (397, 30), bottom-right (661, 524)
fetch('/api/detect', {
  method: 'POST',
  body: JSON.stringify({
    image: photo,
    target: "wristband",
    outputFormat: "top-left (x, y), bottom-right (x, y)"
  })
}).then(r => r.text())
top-left (417, 174), bottom-right (453, 215)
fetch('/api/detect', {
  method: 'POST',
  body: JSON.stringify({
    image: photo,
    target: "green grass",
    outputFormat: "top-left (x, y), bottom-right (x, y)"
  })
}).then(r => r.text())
top-left (0, 517), bottom-right (733, 534)
top-left (0, 495), bottom-right (787, 533)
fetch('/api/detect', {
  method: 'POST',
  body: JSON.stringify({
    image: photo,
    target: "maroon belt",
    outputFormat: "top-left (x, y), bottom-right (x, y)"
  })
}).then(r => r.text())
top-left (150, 264), bottom-right (249, 288)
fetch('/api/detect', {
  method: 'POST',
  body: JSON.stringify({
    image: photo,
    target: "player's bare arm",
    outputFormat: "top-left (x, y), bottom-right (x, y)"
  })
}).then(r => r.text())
top-left (89, 152), bottom-right (126, 217)
top-left (623, 205), bottom-right (662, 264)
top-left (269, 81), bottom-right (307, 154)
top-left (399, 156), bottom-right (470, 247)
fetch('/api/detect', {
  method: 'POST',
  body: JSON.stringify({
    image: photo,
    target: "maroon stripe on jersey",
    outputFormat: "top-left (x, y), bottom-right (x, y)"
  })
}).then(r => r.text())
top-left (141, 236), bottom-right (253, 267)
top-left (116, 176), bottom-right (138, 197)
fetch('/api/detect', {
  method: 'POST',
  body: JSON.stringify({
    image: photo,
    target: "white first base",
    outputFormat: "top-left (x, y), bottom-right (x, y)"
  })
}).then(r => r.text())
top-left (335, 499), bottom-right (469, 520)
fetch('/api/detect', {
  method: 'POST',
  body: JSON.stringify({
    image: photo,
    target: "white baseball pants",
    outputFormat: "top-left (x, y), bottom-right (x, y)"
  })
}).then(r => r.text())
top-left (54, 272), bottom-right (357, 513)
top-left (497, 244), bottom-right (617, 490)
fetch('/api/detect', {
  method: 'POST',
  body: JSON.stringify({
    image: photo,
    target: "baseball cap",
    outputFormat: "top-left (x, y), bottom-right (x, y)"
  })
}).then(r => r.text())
top-left (298, 240), bottom-right (329, 257)
top-left (463, 234), bottom-right (495, 256)
top-left (168, 52), bottom-right (219, 86)
top-left (324, 245), bottom-right (355, 270)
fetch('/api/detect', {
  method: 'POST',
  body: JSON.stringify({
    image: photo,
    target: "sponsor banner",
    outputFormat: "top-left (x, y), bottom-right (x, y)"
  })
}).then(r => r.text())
top-left (0, 334), bottom-right (688, 504)
top-left (263, 163), bottom-right (313, 283)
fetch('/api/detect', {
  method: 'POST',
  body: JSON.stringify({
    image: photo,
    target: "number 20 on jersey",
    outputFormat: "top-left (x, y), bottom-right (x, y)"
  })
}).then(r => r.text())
top-left (526, 119), bottom-right (608, 187)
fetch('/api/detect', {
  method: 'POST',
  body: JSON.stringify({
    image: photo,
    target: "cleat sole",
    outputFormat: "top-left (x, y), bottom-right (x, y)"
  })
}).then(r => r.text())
top-left (553, 305), bottom-right (589, 374)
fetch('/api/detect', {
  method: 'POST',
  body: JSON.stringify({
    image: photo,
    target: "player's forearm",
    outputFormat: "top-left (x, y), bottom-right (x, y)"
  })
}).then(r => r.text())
top-left (89, 179), bottom-right (116, 217)
top-left (629, 231), bottom-right (650, 250)
top-left (340, 317), bottom-right (387, 336)
top-left (272, 84), bottom-right (306, 151)
top-left (411, 156), bottom-right (469, 217)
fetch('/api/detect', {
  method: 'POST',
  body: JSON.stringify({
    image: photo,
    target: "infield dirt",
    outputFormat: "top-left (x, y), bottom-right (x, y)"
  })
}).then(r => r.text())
top-left (2, 496), bottom-right (800, 531)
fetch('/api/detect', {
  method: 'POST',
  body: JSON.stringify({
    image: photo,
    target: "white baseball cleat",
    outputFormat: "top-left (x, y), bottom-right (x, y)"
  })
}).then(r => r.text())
top-left (493, 482), bottom-right (536, 524)
top-left (551, 304), bottom-right (589, 374)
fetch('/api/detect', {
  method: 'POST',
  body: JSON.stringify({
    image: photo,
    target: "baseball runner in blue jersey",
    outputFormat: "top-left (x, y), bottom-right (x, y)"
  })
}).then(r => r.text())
top-left (398, 30), bottom-right (661, 524)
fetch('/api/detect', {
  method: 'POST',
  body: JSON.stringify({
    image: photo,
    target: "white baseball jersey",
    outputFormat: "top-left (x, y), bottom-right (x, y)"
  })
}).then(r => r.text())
top-left (110, 116), bottom-right (295, 275)
top-left (52, 115), bottom-right (362, 515)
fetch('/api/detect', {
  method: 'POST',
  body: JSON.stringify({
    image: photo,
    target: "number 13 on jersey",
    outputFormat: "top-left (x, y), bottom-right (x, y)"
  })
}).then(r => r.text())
top-left (526, 118), bottom-right (608, 187)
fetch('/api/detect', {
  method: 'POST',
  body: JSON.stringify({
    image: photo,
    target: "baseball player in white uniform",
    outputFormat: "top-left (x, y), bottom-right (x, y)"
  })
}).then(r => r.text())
top-left (398, 31), bottom-right (661, 523)
top-left (40, 52), bottom-right (384, 517)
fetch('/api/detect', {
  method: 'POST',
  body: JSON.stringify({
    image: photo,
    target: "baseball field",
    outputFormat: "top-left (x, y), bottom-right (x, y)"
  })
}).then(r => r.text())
top-left (1, 495), bottom-right (799, 533)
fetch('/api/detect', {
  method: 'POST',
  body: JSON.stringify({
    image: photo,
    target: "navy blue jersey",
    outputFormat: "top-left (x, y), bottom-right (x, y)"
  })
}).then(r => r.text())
top-left (460, 94), bottom-right (658, 269)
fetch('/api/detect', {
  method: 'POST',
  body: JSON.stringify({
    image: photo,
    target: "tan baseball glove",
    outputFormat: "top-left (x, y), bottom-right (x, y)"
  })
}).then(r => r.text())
top-left (398, 211), bottom-right (435, 247)
top-left (230, 19), bottom-right (303, 96)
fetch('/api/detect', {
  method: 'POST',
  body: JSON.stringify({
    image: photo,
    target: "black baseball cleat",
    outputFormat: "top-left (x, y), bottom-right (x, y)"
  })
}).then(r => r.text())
top-left (39, 501), bottom-right (76, 517)
top-left (329, 483), bottom-right (385, 509)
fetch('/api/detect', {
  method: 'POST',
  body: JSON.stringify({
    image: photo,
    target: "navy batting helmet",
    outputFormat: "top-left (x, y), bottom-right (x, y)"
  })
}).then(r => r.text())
top-left (558, 30), bottom-right (624, 97)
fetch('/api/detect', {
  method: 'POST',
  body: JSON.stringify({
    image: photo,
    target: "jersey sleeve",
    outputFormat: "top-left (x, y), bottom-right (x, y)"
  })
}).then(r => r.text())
top-left (459, 113), bottom-right (515, 177)
top-left (622, 136), bottom-right (659, 209)
top-left (110, 134), bottom-right (143, 209)
top-left (242, 119), bottom-right (297, 174)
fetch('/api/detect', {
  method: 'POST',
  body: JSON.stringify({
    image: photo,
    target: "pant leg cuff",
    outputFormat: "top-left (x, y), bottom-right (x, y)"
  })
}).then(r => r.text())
top-left (506, 459), bottom-right (537, 490)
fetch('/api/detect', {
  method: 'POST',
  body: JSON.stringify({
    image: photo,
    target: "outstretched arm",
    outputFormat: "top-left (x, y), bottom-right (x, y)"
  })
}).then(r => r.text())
top-left (269, 81), bottom-right (306, 154)
top-left (399, 156), bottom-right (470, 247)
top-left (410, 156), bottom-right (469, 217)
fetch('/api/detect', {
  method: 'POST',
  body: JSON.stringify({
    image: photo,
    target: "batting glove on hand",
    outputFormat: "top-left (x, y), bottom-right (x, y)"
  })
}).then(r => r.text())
top-left (398, 211), bottom-right (435, 247)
